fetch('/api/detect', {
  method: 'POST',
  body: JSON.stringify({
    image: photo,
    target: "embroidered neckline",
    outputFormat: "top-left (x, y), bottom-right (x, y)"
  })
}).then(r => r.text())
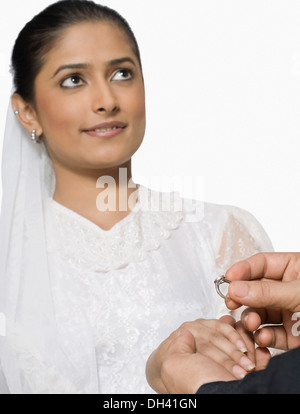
top-left (44, 185), bottom-right (185, 272)
top-left (51, 186), bottom-right (142, 235)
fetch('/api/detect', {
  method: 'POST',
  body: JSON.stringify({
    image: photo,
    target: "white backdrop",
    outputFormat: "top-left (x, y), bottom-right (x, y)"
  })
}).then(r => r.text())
top-left (0, 0), bottom-right (299, 251)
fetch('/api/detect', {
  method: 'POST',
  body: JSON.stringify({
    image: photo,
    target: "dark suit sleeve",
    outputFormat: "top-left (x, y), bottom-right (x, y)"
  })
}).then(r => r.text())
top-left (197, 346), bottom-right (300, 394)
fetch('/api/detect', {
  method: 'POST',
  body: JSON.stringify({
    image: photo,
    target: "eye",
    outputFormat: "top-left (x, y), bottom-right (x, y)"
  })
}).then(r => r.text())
top-left (60, 74), bottom-right (85, 89)
top-left (111, 69), bottom-right (133, 81)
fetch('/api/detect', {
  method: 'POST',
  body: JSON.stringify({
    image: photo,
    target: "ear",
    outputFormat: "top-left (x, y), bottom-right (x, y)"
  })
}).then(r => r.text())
top-left (11, 93), bottom-right (43, 137)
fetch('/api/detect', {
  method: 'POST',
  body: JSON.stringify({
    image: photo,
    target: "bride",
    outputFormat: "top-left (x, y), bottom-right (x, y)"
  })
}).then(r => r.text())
top-left (0, 0), bottom-right (273, 394)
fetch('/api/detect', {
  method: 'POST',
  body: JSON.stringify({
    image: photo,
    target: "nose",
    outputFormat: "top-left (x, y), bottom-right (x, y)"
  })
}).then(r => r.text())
top-left (92, 81), bottom-right (119, 115)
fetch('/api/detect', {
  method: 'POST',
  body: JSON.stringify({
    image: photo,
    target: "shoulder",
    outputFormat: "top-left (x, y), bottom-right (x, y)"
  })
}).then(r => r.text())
top-left (177, 194), bottom-right (271, 243)
top-left (201, 202), bottom-right (274, 273)
top-left (166, 189), bottom-right (274, 269)
top-left (203, 202), bottom-right (273, 250)
top-left (139, 186), bottom-right (272, 250)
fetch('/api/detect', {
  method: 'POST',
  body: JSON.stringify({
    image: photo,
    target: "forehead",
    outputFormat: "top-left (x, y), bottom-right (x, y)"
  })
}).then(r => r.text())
top-left (42, 22), bottom-right (136, 70)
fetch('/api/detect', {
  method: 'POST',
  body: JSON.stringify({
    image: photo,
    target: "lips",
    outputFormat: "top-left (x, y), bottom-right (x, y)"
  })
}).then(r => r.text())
top-left (82, 121), bottom-right (127, 138)
top-left (83, 121), bottom-right (127, 133)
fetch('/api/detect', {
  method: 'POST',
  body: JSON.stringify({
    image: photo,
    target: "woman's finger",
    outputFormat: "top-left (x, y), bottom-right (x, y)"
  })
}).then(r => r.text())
top-left (193, 318), bottom-right (248, 353)
top-left (193, 339), bottom-right (249, 380)
top-left (189, 320), bottom-right (256, 372)
top-left (234, 320), bottom-right (256, 367)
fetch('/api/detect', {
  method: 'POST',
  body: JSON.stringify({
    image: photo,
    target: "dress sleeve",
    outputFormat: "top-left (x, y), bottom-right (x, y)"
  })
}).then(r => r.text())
top-left (212, 205), bottom-right (274, 275)
top-left (205, 204), bottom-right (274, 318)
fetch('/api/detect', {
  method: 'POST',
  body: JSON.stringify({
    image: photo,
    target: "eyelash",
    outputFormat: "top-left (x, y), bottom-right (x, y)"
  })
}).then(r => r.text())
top-left (60, 74), bottom-right (84, 89)
top-left (60, 68), bottom-right (134, 89)
top-left (112, 68), bottom-right (134, 82)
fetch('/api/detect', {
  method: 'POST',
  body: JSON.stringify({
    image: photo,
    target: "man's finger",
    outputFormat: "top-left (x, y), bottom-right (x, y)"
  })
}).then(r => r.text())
top-left (241, 307), bottom-right (282, 332)
top-left (226, 252), bottom-right (300, 283)
top-left (227, 279), bottom-right (300, 313)
top-left (254, 326), bottom-right (288, 350)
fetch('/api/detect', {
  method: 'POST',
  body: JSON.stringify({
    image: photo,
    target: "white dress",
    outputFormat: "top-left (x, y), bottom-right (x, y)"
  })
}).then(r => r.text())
top-left (16, 185), bottom-right (273, 394)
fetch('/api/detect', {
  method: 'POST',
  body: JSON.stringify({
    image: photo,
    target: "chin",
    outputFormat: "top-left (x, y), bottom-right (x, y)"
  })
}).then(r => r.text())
top-left (86, 156), bottom-right (131, 172)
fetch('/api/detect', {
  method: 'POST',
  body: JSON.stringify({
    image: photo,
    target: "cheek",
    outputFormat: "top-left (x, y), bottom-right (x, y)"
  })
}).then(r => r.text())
top-left (130, 89), bottom-right (146, 130)
top-left (36, 91), bottom-right (79, 139)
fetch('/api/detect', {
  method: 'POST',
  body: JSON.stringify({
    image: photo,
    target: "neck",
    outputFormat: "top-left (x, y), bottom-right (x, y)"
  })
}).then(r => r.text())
top-left (52, 160), bottom-right (139, 230)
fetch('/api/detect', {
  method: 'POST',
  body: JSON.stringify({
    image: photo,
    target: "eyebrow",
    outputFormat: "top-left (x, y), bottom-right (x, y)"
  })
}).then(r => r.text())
top-left (52, 57), bottom-right (136, 78)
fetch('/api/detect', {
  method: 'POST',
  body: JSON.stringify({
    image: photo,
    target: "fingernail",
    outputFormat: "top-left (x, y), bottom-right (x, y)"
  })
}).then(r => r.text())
top-left (236, 340), bottom-right (247, 353)
top-left (232, 365), bottom-right (247, 379)
top-left (230, 281), bottom-right (249, 298)
top-left (243, 314), bottom-right (249, 324)
top-left (240, 356), bottom-right (256, 371)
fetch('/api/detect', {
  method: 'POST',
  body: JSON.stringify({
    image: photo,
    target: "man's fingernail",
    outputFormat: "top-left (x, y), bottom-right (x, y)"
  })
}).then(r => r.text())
top-left (230, 282), bottom-right (249, 298)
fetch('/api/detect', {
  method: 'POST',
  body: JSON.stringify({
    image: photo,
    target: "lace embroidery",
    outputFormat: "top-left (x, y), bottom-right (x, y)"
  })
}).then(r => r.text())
top-left (44, 186), bottom-right (185, 272)
top-left (215, 205), bottom-right (273, 274)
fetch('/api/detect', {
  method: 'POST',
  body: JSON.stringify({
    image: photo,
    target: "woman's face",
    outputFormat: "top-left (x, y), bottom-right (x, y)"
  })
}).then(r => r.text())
top-left (32, 22), bottom-right (146, 172)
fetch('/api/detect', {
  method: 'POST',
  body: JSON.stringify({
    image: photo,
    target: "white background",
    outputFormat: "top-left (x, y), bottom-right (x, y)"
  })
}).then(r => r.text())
top-left (0, 0), bottom-right (299, 251)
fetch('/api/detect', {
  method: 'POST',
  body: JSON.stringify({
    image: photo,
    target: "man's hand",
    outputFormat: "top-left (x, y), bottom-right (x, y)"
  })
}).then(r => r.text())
top-left (225, 253), bottom-right (300, 350)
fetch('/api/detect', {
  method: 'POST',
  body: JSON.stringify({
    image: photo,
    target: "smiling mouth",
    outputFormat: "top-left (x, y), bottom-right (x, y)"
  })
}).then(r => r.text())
top-left (94, 126), bottom-right (119, 132)
top-left (83, 122), bottom-right (127, 138)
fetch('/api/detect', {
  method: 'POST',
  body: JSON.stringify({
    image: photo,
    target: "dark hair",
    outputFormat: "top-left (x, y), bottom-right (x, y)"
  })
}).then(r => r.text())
top-left (11, 0), bottom-right (142, 104)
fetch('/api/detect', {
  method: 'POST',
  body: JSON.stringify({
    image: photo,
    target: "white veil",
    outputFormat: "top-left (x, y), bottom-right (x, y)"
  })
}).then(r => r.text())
top-left (0, 100), bottom-right (98, 394)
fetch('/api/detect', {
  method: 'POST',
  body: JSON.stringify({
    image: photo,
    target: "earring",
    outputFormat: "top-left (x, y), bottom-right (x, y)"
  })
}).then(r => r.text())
top-left (14, 109), bottom-right (19, 115)
top-left (31, 129), bottom-right (41, 144)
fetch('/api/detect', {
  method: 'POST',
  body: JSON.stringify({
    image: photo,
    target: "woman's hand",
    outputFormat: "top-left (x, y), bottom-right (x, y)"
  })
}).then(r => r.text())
top-left (158, 329), bottom-right (236, 394)
top-left (147, 326), bottom-right (270, 394)
top-left (146, 317), bottom-right (258, 394)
